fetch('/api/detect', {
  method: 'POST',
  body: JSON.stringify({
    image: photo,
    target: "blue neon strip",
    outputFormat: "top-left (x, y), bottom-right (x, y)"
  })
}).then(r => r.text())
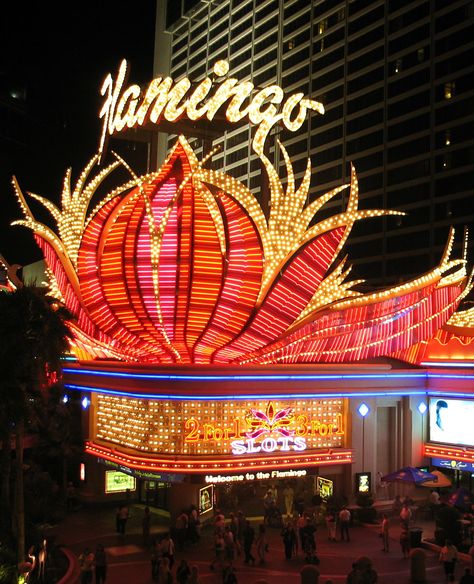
top-left (63, 367), bottom-right (427, 382)
top-left (64, 382), bottom-right (428, 400)
top-left (421, 361), bottom-right (474, 368)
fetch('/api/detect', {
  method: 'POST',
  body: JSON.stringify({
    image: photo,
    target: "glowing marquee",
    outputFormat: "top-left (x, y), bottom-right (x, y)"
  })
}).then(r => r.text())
top-left (98, 59), bottom-right (324, 158)
top-left (184, 401), bottom-right (344, 457)
top-left (93, 395), bottom-right (345, 456)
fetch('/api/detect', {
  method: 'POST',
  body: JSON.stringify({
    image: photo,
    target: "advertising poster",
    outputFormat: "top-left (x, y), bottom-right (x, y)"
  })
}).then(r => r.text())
top-left (429, 397), bottom-right (474, 447)
top-left (356, 472), bottom-right (371, 494)
top-left (316, 476), bottom-right (334, 500)
top-left (105, 470), bottom-right (136, 494)
top-left (199, 484), bottom-right (214, 515)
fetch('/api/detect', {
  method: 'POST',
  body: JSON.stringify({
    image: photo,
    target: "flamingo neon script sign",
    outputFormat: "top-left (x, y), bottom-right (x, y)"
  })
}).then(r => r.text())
top-left (98, 59), bottom-right (325, 158)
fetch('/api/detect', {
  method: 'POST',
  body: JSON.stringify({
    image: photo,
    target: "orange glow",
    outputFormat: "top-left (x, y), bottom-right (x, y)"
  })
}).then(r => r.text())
top-left (85, 440), bottom-right (353, 473)
top-left (424, 443), bottom-right (474, 463)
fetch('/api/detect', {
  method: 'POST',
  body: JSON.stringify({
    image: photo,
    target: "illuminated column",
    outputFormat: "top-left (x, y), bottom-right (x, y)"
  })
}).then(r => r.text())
top-left (416, 401), bottom-right (428, 466)
top-left (358, 402), bottom-right (370, 471)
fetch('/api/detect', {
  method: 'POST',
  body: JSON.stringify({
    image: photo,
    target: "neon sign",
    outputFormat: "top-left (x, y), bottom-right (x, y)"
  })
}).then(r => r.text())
top-left (184, 401), bottom-right (344, 457)
top-left (98, 59), bottom-right (324, 158)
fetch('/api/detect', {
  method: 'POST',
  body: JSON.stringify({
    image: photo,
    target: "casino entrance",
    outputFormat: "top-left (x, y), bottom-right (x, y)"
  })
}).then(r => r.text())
top-left (212, 467), bottom-right (344, 520)
top-left (139, 479), bottom-right (171, 510)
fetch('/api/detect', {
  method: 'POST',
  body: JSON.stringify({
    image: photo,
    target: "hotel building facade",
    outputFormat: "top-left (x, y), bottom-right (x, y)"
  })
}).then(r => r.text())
top-left (14, 0), bottom-right (474, 517)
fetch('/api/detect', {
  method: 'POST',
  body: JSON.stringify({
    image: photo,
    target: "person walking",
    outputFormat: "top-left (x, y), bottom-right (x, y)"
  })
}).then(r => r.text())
top-left (157, 556), bottom-right (173, 584)
top-left (243, 520), bottom-right (256, 565)
top-left (117, 504), bottom-right (129, 535)
top-left (142, 506), bottom-right (151, 546)
top-left (78, 547), bottom-right (94, 584)
top-left (210, 530), bottom-right (225, 571)
top-left (339, 506), bottom-right (351, 542)
top-left (256, 524), bottom-right (268, 564)
top-left (189, 564), bottom-right (202, 584)
top-left (151, 538), bottom-right (162, 582)
top-left (399, 528), bottom-right (410, 559)
top-left (94, 544), bottom-right (107, 584)
top-left (326, 510), bottom-right (337, 541)
top-left (281, 521), bottom-right (297, 559)
top-left (175, 511), bottom-right (188, 551)
top-left (439, 539), bottom-right (458, 582)
top-left (176, 559), bottom-right (191, 584)
top-left (224, 525), bottom-right (236, 565)
top-left (399, 503), bottom-right (412, 530)
top-left (161, 533), bottom-right (175, 570)
top-left (283, 483), bottom-right (294, 517)
top-left (380, 514), bottom-right (390, 552)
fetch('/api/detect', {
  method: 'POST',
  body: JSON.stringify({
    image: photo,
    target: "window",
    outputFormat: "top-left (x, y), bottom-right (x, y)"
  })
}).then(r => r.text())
top-left (317, 19), bottom-right (328, 34)
top-left (444, 82), bottom-right (455, 100)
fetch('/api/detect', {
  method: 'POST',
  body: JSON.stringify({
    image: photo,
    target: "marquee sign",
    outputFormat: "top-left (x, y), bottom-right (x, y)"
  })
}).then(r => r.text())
top-left (184, 401), bottom-right (344, 456)
top-left (93, 395), bottom-right (345, 457)
top-left (98, 59), bottom-right (325, 158)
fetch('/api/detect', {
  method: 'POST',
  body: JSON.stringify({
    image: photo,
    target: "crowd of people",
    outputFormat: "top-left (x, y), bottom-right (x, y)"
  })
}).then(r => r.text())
top-left (73, 481), bottom-right (474, 584)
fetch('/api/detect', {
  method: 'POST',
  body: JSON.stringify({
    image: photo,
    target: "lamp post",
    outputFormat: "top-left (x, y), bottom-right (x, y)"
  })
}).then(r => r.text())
top-left (418, 401), bottom-right (427, 459)
top-left (358, 402), bottom-right (370, 471)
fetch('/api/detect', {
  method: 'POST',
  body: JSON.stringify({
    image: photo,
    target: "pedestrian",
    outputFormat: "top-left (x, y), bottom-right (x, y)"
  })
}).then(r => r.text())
top-left (188, 505), bottom-right (200, 544)
top-left (210, 530), bottom-right (225, 571)
top-left (346, 562), bottom-right (361, 584)
top-left (229, 513), bottom-right (241, 555)
top-left (301, 518), bottom-right (318, 564)
top-left (176, 559), bottom-right (191, 584)
top-left (236, 510), bottom-right (246, 551)
top-left (281, 520), bottom-right (297, 559)
top-left (263, 490), bottom-right (275, 525)
top-left (399, 528), bottom-right (410, 558)
top-left (339, 506), bottom-right (351, 542)
top-left (161, 533), bottom-right (175, 570)
top-left (256, 524), bottom-right (268, 564)
top-left (157, 556), bottom-right (173, 584)
top-left (399, 503), bottom-right (411, 530)
top-left (223, 564), bottom-right (238, 584)
top-left (224, 525), bottom-right (236, 565)
top-left (357, 556), bottom-right (378, 584)
top-left (297, 513), bottom-right (308, 551)
top-left (460, 567), bottom-right (474, 584)
top-left (243, 520), bottom-right (256, 565)
top-left (380, 514), bottom-right (390, 552)
top-left (66, 482), bottom-right (76, 511)
top-left (151, 538), bottom-right (162, 581)
top-left (326, 510), bottom-right (337, 541)
top-left (78, 547), bottom-right (94, 584)
top-left (283, 483), bottom-right (294, 517)
top-left (392, 494), bottom-right (402, 517)
top-left (189, 564), bottom-right (202, 584)
top-left (143, 506), bottom-right (151, 545)
top-left (439, 539), bottom-right (458, 582)
top-left (94, 544), bottom-right (107, 584)
top-left (117, 504), bottom-right (129, 535)
top-left (175, 511), bottom-right (188, 550)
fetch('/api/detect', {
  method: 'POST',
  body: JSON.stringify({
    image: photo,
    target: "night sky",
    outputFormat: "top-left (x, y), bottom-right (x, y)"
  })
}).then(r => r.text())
top-left (0, 3), bottom-right (157, 266)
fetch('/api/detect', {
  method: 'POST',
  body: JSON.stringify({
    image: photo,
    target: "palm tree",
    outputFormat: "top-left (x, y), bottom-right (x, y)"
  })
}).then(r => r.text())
top-left (0, 284), bottom-right (72, 563)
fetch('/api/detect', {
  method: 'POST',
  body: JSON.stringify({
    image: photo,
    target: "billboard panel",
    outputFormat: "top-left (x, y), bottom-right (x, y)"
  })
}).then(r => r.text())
top-left (429, 397), bottom-right (474, 447)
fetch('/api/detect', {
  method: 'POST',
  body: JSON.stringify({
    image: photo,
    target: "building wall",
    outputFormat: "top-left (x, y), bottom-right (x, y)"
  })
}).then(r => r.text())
top-left (159, 0), bottom-right (474, 288)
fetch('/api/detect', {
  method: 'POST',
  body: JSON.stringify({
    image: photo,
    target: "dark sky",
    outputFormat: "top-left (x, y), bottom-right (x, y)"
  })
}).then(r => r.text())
top-left (0, 3), bottom-right (157, 266)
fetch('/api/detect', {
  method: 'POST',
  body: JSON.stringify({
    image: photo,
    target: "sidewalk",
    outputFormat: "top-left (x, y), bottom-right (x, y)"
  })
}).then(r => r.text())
top-left (47, 504), bottom-right (470, 584)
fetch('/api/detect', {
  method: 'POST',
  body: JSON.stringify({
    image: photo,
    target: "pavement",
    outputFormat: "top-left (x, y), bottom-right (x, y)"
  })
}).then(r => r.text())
top-left (45, 503), bottom-right (472, 584)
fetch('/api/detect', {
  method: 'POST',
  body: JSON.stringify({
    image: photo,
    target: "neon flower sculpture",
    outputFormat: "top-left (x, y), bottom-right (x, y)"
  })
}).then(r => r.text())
top-left (245, 403), bottom-right (295, 439)
top-left (12, 136), bottom-right (470, 364)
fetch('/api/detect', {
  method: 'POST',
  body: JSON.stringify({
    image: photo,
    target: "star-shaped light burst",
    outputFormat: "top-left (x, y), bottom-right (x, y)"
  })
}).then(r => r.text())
top-left (245, 402), bottom-right (295, 439)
